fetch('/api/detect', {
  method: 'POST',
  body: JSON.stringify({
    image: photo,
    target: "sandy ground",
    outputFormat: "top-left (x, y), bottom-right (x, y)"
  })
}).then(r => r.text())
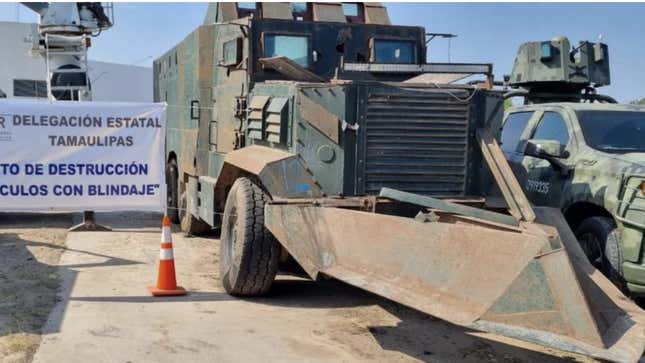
top-left (0, 213), bottom-right (72, 363)
top-left (3, 211), bottom-right (597, 363)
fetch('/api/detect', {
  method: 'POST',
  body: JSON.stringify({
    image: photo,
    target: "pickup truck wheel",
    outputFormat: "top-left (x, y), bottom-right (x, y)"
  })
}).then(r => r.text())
top-left (220, 177), bottom-right (279, 296)
top-left (575, 216), bottom-right (627, 292)
top-left (165, 160), bottom-right (180, 224)
top-left (179, 178), bottom-right (211, 235)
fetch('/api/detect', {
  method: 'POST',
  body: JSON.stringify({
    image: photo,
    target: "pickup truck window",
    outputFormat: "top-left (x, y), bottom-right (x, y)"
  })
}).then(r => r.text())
top-left (501, 112), bottom-right (532, 153)
top-left (373, 39), bottom-right (415, 64)
top-left (532, 112), bottom-right (569, 147)
top-left (264, 34), bottom-right (310, 68)
top-left (577, 111), bottom-right (645, 153)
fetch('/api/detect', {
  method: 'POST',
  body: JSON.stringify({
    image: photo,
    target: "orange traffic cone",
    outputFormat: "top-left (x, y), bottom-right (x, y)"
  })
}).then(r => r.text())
top-left (148, 215), bottom-right (187, 296)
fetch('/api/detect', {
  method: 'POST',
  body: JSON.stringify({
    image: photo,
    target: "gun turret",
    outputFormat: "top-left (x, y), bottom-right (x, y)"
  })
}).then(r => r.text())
top-left (507, 36), bottom-right (613, 103)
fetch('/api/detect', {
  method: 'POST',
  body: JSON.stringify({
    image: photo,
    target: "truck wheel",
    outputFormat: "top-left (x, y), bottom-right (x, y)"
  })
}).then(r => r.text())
top-left (179, 178), bottom-right (211, 235)
top-left (220, 177), bottom-right (279, 296)
top-left (575, 216), bottom-right (626, 291)
top-left (165, 160), bottom-right (180, 224)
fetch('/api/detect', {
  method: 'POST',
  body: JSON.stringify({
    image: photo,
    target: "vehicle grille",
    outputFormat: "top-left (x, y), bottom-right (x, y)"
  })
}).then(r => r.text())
top-left (364, 88), bottom-right (471, 196)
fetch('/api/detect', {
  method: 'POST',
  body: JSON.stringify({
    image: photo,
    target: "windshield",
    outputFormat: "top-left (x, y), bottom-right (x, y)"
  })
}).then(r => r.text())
top-left (577, 110), bottom-right (645, 153)
top-left (264, 34), bottom-right (310, 68)
top-left (373, 39), bottom-right (415, 64)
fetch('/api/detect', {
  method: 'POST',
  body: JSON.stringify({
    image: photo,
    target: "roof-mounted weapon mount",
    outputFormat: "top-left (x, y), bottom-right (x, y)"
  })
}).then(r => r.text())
top-left (507, 36), bottom-right (615, 104)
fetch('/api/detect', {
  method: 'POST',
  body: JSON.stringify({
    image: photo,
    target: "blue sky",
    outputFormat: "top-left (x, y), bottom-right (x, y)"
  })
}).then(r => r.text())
top-left (1, 2), bottom-right (644, 102)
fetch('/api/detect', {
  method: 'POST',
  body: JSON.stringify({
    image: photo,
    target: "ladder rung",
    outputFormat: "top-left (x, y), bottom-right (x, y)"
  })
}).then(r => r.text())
top-left (50, 69), bottom-right (87, 74)
top-left (50, 86), bottom-right (89, 91)
top-left (46, 51), bottom-right (86, 56)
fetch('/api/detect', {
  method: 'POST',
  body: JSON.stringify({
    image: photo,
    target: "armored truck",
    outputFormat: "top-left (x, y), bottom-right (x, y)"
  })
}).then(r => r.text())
top-left (155, 2), bottom-right (497, 233)
top-left (503, 36), bottom-right (645, 297)
top-left (155, 5), bottom-right (644, 362)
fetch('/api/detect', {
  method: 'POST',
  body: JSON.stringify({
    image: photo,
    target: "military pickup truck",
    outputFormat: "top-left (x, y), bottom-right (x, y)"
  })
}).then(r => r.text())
top-left (502, 36), bottom-right (645, 296)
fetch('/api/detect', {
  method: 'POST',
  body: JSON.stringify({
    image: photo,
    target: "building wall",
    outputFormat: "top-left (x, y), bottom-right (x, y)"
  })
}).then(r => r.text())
top-left (89, 61), bottom-right (152, 103)
top-left (0, 22), bottom-right (43, 98)
top-left (0, 21), bottom-right (153, 102)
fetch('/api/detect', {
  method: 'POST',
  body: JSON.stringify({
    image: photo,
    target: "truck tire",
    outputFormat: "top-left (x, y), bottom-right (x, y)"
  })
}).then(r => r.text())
top-left (220, 177), bottom-right (279, 296)
top-left (165, 160), bottom-right (180, 224)
top-left (179, 177), bottom-right (211, 235)
top-left (575, 216), bottom-right (626, 291)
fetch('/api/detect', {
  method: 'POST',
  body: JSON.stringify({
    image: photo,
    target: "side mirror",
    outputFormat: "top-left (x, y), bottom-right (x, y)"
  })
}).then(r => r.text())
top-left (525, 139), bottom-right (571, 176)
top-left (525, 139), bottom-right (566, 159)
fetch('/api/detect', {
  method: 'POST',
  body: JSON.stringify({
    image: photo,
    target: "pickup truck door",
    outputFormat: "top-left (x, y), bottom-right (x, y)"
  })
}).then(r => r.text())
top-left (518, 111), bottom-right (572, 206)
top-left (501, 111), bottom-right (536, 192)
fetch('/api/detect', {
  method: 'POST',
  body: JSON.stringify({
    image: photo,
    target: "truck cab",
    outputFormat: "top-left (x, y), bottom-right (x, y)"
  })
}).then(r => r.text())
top-left (502, 37), bottom-right (645, 296)
top-left (154, 2), bottom-right (496, 234)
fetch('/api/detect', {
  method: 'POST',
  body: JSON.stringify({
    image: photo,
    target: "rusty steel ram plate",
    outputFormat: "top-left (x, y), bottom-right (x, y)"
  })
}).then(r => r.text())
top-left (265, 204), bottom-right (645, 363)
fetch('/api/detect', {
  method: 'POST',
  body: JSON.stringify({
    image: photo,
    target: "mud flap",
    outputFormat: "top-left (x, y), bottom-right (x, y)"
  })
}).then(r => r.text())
top-left (198, 176), bottom-right (217, 227)
top-left (187, 176), bottom-right (200, 217)
top-left (264, 204), bottom-right (645, 363)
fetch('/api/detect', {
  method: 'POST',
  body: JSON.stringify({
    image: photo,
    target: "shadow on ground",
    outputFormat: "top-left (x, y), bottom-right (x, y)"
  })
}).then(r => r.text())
top-left (0, 211), bottom-right (163, 231)
top-left (68, 291), bottom-right (233, 303)
top-left (0, 212), bottom-right (72, 229)
top-left (0, 232), bottom-right (62, 336)
top-left (0, 231), bottom-right (146, 335)
top-left (0, 214), bottom-right (74, 336)
top-left (0, 213), bottom-right (74, 361)
top-left (87, 211), bottom-right (164, 232)
top-left (0, 212), bottom-right (153, 342)
top-left (251, 276), bottom-right (585, 363)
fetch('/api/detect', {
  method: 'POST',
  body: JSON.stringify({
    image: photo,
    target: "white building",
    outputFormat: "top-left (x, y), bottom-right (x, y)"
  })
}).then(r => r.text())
top-left (0, 21), bottom-right (152, 102)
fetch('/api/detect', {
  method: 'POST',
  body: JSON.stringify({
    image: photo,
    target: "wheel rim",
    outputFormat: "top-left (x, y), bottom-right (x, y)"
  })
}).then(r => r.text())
top-left (166, 165), bottom-right (177, 207)
top-left (578, 232), bottom-right (603, 268)
top-left (167, 193), bottom-right (173, 207)
top-left (225, 204), bottom-right (238, 266)
top-left (167, 186), bottom-right (176, 208)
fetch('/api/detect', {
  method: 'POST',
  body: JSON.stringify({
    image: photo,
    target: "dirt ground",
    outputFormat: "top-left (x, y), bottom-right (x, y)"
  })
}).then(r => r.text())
top-left (0, 213), bottom-right (72, 363)
top-left (0, 212), bottom-right (610, 363)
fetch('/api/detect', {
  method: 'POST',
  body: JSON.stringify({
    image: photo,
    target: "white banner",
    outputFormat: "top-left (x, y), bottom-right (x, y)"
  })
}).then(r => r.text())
top-left (0, 99), bottom-right (166, 212)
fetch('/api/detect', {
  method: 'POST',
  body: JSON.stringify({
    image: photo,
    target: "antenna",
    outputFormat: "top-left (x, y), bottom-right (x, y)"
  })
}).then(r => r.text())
top-left (425, 33), bottom-right (457, 63)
